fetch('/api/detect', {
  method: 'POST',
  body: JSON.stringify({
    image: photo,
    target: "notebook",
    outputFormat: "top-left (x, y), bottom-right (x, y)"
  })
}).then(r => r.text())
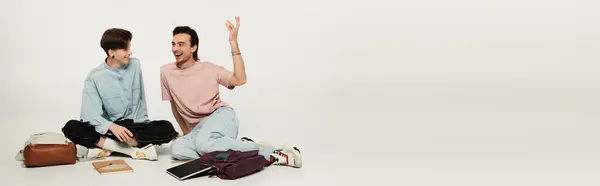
top-left (92, 159), bottom-right (133, 175)
top-left (167, 158), bottom-right (215, 181)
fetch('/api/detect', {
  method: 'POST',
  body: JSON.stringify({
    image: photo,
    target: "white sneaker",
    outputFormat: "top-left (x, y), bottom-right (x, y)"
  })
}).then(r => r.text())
top-left (75, 145), bottom-right (112, 161)
top-left (131, 144), bottom-right (158, 161)
top-left (87, 148), bottom-right (112, 158)
top-left (270, 145), bottom-right (302, 168)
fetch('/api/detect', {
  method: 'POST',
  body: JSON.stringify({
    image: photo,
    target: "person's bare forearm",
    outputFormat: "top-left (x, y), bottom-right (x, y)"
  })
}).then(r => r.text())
top-left (170, 101), bottom-right (189, 134)
top-left (225, 16), bottom-right (247, 86)
top-left (230, 43), bottom-right (246, 84)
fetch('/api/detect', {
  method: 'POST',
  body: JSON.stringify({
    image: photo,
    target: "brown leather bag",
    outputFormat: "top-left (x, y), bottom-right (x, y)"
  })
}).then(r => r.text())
top-left (23, 143), bottom-right (77, 167)
top-left (18, 132), bottom-right (77, 167)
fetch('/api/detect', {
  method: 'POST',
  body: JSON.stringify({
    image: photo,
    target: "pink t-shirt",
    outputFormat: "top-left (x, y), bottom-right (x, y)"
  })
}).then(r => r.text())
top-left (160, 61), bottom-right (234, 128)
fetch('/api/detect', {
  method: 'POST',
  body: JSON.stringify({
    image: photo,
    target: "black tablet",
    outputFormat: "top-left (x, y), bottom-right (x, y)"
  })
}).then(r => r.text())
top-left (167, 159), bottom-right (215, 181)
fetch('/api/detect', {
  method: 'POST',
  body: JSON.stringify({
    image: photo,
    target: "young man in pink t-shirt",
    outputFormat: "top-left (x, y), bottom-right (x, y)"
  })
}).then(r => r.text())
top-left (160, 17), bottom-right (302, 168)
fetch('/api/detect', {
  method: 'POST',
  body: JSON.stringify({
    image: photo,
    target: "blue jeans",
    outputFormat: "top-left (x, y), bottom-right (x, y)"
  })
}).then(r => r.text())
top-left (170, 107), bottom-right (274, 160)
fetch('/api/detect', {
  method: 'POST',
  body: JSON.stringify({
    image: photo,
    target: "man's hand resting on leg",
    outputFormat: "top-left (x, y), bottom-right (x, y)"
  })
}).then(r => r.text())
top-left (109, 124), bottom-right (134, 143)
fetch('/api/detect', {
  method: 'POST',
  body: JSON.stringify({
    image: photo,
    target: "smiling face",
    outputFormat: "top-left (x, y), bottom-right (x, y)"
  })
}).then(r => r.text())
top-left (171, 26), bottom-right (200, 65)
top-left (100, 28), bottom-right (133, 65)
top-left (108, 42), bottom-right (132, 65)
top-left (171, 33), bottom-right (197, 64)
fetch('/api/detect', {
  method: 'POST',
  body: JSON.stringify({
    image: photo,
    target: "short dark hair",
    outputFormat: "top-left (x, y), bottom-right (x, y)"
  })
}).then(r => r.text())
top-left (173, 26), bottom-right (199, 61)
top-left (100, 28), bottom-right (132, 56)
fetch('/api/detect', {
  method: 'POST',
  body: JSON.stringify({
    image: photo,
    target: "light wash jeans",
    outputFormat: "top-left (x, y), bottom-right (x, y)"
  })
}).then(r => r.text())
top-left (170, 107), bottom-right (274, 160)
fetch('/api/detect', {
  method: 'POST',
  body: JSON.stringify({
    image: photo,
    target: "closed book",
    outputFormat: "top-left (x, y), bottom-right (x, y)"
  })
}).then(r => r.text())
top-left (92, 159), bottom-right (133, 175)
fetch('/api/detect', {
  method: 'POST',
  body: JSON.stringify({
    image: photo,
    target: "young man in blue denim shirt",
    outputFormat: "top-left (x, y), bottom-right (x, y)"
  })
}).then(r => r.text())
top-left (61, 28), bottom-right (178, 161)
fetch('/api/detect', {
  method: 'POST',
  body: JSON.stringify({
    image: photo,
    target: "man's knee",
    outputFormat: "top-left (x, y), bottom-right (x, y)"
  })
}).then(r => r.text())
top-left (62, 120), bottom-right (82, 132)
top-left (62, 120), bottom-right (93, 137)
top-left (170, 141), bottom-right (187, 160)
top-left (170, 139), bottom-right (198, 160)
top-left (61, 120), bottom-right (100, 148)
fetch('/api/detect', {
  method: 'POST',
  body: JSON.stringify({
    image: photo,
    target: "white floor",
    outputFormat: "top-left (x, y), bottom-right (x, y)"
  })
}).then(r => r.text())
top-left (1, 79), bottom-right (598, 186)
top-left (2, 107), bottom-right (600, 186)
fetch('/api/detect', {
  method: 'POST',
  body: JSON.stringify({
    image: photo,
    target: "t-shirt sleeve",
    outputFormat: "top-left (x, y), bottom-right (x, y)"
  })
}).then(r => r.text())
top-left (216, 64), bottom-right (234, 88)
top-left (160, 70), bottom-right (172, 101)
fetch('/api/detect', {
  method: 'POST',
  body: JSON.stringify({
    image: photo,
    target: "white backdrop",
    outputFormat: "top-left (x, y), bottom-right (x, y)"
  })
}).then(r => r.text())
top-left (1, 0), bottom-right (599, 185)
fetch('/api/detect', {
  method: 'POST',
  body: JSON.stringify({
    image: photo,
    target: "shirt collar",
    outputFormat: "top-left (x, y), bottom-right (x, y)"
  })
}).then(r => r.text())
top-left (103, 57), bottom-right (129, 72)
top-left (177, 60), bottom-right (200, 70)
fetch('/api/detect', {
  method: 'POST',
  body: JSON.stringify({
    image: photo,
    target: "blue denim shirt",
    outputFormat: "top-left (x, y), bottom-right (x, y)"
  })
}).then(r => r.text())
top-left (81, 57), bottom-right (149, 134)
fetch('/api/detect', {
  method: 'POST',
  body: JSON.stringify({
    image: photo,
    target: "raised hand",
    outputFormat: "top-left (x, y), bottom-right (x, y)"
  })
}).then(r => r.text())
top-left (226, 16), bottom-right (240, 45)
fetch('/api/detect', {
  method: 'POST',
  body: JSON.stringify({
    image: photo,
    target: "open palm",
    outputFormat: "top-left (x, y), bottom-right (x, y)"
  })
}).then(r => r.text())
top-left (226, 16), bottom-right (240, 44)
